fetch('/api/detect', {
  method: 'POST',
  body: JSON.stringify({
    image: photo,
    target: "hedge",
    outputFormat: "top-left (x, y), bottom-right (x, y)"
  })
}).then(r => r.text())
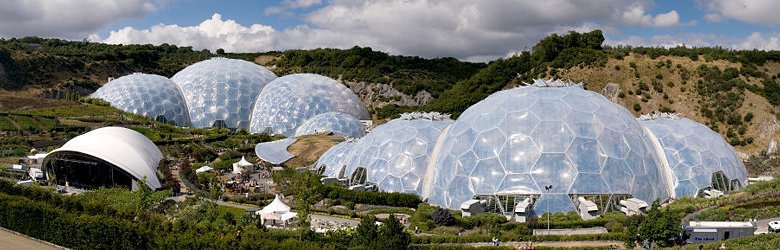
top-left (321, 184), bottom-right (422, 208)
top-left (411, 233), bottom-right (624, 244)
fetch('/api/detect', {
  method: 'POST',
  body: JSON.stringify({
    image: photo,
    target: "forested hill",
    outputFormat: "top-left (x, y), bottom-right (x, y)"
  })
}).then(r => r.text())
top-left (1, 31), bottom-right (780, 154)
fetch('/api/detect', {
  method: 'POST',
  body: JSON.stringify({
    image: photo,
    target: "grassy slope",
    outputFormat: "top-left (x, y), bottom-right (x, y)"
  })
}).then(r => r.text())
top-left (557, 54), bottom-right (780, 154)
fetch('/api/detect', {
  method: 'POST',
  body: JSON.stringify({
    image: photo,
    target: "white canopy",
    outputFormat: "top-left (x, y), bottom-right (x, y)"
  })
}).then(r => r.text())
top-left (236, 156), bottom-right (253, 167)
top-left (256, 194), bottom-right (297, 224)
top-left (195, 166), bottom-right (213, 173)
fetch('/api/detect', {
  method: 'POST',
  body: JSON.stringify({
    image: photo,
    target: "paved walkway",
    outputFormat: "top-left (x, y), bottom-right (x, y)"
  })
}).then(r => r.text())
top-left (0, 228), bottom-right (64, 250)
top-left (467, 240), bottom-right (624, 248)
top-left (754, 216), bottom-right (780, 234)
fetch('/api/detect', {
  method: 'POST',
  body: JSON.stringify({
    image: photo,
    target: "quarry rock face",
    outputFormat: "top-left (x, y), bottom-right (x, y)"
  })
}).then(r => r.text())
top-left (345, 81), bottom-right (433, 108)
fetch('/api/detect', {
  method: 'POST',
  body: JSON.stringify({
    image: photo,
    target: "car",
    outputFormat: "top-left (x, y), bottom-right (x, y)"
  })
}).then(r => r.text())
top-left (769, 221), bottom-right (780, 233)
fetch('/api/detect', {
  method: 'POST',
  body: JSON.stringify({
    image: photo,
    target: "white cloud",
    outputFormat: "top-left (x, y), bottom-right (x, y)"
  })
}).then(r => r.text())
top-left (733, 32), bottom-right (780, 50)
top-left (701, 0), bottom-right (780, 26)
top-left (101, 13), bottom-right (276, 53)
top-left (0, 0), bottom-right (159, 39)
top-left (96, 0), bottom-right (687, 61)
top-left (606, 32), bottom-right (780, 51)
top-left (619, 3), bottom-right (680, 27)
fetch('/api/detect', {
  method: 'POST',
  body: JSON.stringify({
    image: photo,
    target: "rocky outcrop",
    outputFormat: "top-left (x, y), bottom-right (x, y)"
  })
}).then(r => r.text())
top-left (344, 81), bottom-right (433, 108)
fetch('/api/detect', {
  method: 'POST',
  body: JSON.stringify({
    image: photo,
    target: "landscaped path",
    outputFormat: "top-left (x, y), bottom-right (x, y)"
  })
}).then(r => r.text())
top-left (0, 228), bottom-right (64, 250)
top-left (466, 240), bottom-right (624, 248)
top-left (754, 216), bottom-right (780, 234)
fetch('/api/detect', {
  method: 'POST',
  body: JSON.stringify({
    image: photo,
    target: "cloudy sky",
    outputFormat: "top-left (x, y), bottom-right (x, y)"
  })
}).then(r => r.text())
top-left (1, 0), bottom-right (778, 61)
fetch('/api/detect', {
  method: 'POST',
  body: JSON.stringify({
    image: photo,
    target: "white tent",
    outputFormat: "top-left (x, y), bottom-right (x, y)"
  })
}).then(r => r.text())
top-left (195, 166), bottom-right (213, 173)
top-left (232, 156), bottom-right (254, 174)
top-left (256, 194), bottom-right (297, 225)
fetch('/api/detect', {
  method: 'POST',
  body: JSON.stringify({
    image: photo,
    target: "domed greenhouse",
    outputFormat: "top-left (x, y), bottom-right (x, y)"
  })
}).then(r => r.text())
top-left (171, 57), bottom-right (277, 128)
top-left (249, 73), bottom-right (370, 136)
top-left (422, 82), bottom-right (672, 215)
top-left (91, 73), bottom-right (190, 126)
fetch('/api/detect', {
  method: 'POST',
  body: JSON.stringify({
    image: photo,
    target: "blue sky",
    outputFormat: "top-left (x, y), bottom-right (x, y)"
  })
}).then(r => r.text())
top-left (1, 0), bottom-right (778, 61)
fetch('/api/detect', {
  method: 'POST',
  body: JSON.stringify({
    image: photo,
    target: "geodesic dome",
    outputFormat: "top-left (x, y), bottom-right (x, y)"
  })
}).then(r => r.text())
top-left (171, 57), bottom-right (277, 128)
top-left (248, 74), bottom-right (369, 136)
top-left (423, 85), bottom-right (671, 214)
top-left (295, 112), bottom-right (365, 138)
top-left (640, 114), bottom-right (748, 197)
top-left (343, 113), bottom-right (452, 196)
top-left (314, 139), bottom-right (357, 179)
top-left (91, 73), bottom-right (190, 126)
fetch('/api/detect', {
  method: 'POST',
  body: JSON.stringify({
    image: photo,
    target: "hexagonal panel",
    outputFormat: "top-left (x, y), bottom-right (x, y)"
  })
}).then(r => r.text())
top-left (499, 134), bottom-right (540, 174)
top-left (532, 121), bottom-right (575, 153)
top-left (470, 158), bottom-right (505, 195)
top-left (567, 138), bottom-right (605, 174)
top-left (530, 153), bottom-right (575, 193)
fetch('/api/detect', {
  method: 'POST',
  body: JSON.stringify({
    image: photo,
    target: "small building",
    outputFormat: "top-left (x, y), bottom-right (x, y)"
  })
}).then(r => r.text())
top-left (577, 197), bottom-right (599, 220)
top-left (460, 199), bottom-right (486, 217)
top-left (685, 221), bottom-right (755, 244)
top-left (619, 198), bottom-right (648, 216)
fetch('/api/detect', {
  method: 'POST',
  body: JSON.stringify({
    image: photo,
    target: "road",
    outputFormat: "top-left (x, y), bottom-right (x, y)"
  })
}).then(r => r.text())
top-left (754, 216), bottom-right (780, 234)
top-left (0, 228), bottom-right (64, 250)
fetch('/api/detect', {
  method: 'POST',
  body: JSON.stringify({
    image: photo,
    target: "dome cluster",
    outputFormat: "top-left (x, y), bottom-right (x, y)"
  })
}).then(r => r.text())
top-left (316, 80), bottom-right (747, 215)
top-left (249, 74), bottom-right (370, 137)
top-left (91, 58), bottom-right (368, 138)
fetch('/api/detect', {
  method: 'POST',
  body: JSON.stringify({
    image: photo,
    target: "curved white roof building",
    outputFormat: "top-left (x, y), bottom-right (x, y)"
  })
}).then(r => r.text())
top-left (249, 73), bottom-right (370, 136)
top-left (314, 139), bottom-right (357, 178)
top-left (171, 58), bottom-right (278, 128)
top-left (91, 73), bottom-right (191, 126)
top-left (43, 127), bottom-right (163, 189)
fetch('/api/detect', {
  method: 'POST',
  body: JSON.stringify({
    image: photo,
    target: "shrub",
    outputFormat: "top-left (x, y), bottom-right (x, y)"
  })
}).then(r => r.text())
top-left (432, 207), bottom-right (455, 226)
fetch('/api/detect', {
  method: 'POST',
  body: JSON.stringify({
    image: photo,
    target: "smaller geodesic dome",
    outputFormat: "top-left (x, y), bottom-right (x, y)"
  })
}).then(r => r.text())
top-left (295, 112), bottom-right (365, 138)
top-left (91, 73), bottom-right (190, 126)
top-left (171, 57), bottom-right (278, 129)
top-left (342, 112), bottom-right (452, 196)
top-left (639, 113), bottom-right (748, 198)
top-left (248, 73), bottom-right (370, 136)
top-left (314, 139), bottom-right (357, 178)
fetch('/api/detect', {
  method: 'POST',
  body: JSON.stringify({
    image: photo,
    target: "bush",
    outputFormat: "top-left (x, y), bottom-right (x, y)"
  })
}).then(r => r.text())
top-left (432, 207), bottom-right (455, 226)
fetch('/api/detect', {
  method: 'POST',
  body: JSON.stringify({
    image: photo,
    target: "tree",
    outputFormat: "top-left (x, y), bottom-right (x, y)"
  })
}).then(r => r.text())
top-left (377, 214), bottom-right (410, 249)
top-left (291, 171), bottom-right (323, 229)
top-left (431, 207), bottom-right (455, 226)
top-left (353, 215), bottom-right (378, 249)
top-left (638, 201), bottom-right (682, 247)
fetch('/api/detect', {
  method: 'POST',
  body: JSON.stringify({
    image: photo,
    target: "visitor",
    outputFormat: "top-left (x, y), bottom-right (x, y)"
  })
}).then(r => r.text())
top-left (235, 229), bottom-right (242, 241)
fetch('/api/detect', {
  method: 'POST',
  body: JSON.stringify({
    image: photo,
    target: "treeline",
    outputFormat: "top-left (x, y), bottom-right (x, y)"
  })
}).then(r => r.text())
top-left (379, 30), bottom-right (608, 118)
top-left (0, 36), bottom-right (212, 90)
top-left (271, 46), bottom-right (486, 97)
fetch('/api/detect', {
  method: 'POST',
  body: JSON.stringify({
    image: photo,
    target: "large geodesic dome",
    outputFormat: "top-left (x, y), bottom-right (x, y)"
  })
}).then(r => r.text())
top-left (295, 112), bottom-right (365, 138)
top-left (91, 73), bottom-right (191, 126)
top-left (343, 113), bottom-right (452, 196)
top-left (423, 85), bottom-right (671, 214)
top-left (249, 74), bottom-right (370, 136)
top-left (640, 114), bottom-right (748, 198)
top-left (314, 139), bottom-right (357, 179)
top-left (171, 57), bottom-right (277, 128)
